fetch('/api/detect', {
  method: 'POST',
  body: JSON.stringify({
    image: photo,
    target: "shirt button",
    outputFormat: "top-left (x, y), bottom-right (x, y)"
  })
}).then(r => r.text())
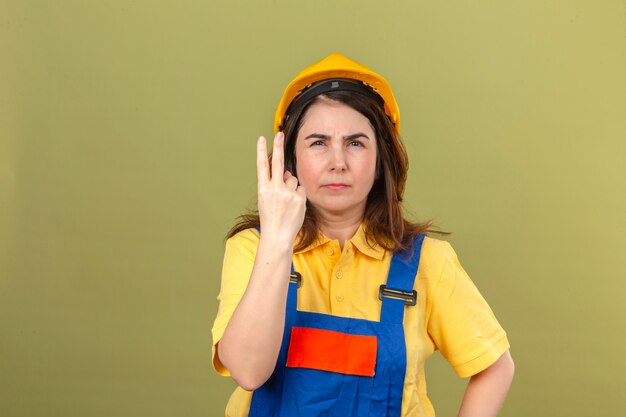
top-left (335, 270), bottom-right (343, 279)
top-left (326, 248), bottom-right (334, 256)
top-left (336, 294), bottom-right (344, 302)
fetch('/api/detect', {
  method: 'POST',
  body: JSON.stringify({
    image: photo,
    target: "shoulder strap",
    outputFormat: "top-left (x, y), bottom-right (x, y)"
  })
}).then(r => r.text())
top-left (380, 234), bottom-right (426, 323)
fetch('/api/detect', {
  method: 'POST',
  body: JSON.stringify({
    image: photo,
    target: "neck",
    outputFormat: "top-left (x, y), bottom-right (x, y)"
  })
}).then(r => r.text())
top-left (317, 209), bottom-right (364, 249)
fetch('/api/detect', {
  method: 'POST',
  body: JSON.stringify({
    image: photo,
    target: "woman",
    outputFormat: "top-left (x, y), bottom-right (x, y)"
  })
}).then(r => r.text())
top-left (212, 53), bottom-right (514, 417)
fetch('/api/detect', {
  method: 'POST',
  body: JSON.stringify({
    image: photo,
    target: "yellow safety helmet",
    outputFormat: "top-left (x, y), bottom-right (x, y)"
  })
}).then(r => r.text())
top-left (274, 53), bottom-right (400, 133)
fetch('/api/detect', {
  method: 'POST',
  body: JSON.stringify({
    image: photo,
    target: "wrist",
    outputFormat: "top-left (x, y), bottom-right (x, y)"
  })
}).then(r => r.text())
top-left (255, 235), bottom-right (294, 262)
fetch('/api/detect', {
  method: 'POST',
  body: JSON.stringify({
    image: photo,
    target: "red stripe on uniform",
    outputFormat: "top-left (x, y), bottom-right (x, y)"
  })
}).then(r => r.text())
top-left (285, 327), bottom-right (377, 377)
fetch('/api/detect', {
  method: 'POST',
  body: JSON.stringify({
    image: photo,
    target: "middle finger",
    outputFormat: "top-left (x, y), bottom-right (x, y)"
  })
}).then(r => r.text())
top-left (271, 132), bottom-right (285, 182)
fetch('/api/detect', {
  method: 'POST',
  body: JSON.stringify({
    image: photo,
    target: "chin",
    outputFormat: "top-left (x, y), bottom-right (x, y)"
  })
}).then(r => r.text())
top-left (311, 198), bottom-right (367, 216)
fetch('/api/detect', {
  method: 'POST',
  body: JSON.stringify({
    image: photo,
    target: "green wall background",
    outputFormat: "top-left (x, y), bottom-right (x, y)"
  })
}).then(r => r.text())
top-left (1, 1), bottom-right (625, 416)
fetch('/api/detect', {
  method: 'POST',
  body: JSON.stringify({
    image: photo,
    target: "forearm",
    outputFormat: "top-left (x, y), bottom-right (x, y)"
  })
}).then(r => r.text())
top-left (218, 238), bottom-right (294, 391)
top-left (458, 350), bottom-right (515, 417)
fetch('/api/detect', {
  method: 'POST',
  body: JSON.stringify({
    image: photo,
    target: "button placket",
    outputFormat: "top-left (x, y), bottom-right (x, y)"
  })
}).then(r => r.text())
top-left (329, 241), bottom-right (353, 315)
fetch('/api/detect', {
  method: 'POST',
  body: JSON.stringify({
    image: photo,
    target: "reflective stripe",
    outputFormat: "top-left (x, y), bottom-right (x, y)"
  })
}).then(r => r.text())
top-left (286, 327), bottom-right (377, 377)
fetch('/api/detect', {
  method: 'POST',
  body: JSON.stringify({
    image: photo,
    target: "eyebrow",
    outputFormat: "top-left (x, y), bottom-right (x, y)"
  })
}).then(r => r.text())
top-left (304, 132), bottom-right (371, 141)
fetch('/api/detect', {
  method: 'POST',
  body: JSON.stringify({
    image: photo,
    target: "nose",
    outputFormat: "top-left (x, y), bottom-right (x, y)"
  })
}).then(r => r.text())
top-left (330, 146), bottom-right (347, 172)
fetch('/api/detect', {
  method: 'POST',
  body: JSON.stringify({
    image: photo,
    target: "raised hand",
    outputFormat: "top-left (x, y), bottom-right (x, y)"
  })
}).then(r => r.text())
top-left (217, 132), bottom-right (307, 390)
top-left (256, 132), bottom-right (307, 246)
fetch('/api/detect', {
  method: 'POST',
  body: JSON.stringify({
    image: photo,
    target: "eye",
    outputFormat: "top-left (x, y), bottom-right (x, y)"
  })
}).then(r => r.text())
top-left (311, 140), bottom-right (325, 147)
top-left (349, 140), bottom-right (364, 147)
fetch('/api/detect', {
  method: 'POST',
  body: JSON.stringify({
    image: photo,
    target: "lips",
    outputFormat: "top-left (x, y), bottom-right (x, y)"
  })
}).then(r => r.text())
top-left (323, 183), bottom-right (349, 190)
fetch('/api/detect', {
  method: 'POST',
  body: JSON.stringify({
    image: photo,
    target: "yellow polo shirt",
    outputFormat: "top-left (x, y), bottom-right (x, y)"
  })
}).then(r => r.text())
top-left (211, 226), bottom-right (510, 417)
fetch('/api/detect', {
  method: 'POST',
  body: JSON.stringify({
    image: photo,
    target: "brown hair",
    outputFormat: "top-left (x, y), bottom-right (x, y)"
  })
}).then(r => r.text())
top-left (227, 90), bottom-right (442, 253)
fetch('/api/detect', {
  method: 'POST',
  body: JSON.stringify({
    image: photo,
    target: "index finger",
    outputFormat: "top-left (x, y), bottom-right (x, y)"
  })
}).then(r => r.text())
top-left (256, 136), bottom-right (270, 186)
top-left (271, 132), bottom-right (285, 181)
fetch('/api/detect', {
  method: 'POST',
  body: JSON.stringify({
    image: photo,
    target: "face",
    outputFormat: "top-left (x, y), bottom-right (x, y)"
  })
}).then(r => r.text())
top-left (294, 99), bottom-right (377, 219)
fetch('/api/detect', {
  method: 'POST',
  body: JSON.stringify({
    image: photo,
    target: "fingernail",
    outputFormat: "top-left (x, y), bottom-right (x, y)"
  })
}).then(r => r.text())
top-left (276, 132), bottom-right (284, 141)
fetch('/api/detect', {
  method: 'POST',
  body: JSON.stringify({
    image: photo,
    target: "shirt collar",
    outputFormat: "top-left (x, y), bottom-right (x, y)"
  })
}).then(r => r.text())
top-left (349, 223), bottom-right (386, 260)
top-left (293, 232), bottom-right (329, 254)
top-left (294, 224), bottom-right (386, 260)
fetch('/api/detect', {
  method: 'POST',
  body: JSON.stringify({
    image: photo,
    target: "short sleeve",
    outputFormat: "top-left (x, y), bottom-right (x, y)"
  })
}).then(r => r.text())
top-left (426, 241), bottom-right (510, 378)
top-left (211, 229), bottom-right (260, 376)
